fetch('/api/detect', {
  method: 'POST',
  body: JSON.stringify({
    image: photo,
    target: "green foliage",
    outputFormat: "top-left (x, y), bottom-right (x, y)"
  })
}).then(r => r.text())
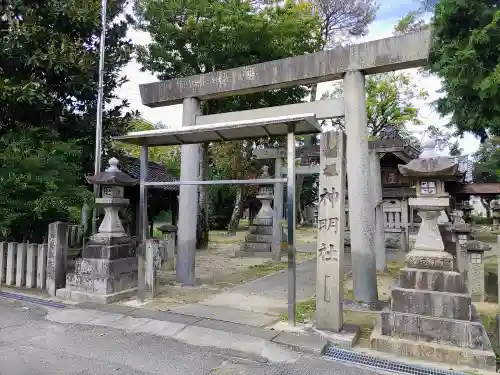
top-left (471, 215), bottom-right (493, 225)
top-left (118, 116), bottom-right (181, 176)
top-left (473, 136), bottom-right (500, 183)
top-left (323, 72), bottom-right (428, 137)
top-left (0, 0), bottom-right (134, 241)
top-left (0, 130), bottom-right (93, 242)
top-left (429, 0), bottom-right (500, 142)
top-left (135, 0), bottom-right (324, 227)
top-left (448, 140), bottom-right (463, 156)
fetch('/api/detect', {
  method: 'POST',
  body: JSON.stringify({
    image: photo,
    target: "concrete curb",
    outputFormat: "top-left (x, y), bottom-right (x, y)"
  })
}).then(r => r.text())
top-left (74, 301), bottom-right (328, 357)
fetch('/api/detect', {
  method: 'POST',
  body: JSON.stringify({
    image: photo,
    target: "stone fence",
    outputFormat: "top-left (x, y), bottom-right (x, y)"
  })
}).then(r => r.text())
top-left (0, 222), bottom-right (85, 295)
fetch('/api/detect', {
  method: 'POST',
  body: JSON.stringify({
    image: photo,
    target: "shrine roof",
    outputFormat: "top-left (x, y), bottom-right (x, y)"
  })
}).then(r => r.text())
top-left (114, 114), bottom-right (320, 147)
top-left (118, 156), bottom-right (179, 191)
top-left (455, 183), bottom-right (500, 196)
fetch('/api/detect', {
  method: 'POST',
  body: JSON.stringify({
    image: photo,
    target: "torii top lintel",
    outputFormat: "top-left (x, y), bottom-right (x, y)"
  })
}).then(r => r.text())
top-left (139, 29), bottom-right (431, 107)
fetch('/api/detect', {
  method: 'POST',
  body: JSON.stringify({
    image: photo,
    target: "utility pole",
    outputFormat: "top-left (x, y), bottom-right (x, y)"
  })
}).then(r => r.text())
top-left (92, 0), bottom-right (107, 234)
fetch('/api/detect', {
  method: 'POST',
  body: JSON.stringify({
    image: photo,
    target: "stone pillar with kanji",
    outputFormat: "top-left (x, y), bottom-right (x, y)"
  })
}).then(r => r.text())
top-left (57, 158), bottom-right (139, 303)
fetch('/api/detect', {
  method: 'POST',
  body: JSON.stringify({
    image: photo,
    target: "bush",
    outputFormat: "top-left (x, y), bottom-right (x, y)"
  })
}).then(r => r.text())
top-left (471, 215), bottom-right (494, 225)
top-left (208, 184), bottom-right (236, 230)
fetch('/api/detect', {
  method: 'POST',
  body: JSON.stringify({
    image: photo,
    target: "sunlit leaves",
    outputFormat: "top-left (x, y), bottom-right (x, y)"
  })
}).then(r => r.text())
top-left (428, 0), bottom-right (500, 141)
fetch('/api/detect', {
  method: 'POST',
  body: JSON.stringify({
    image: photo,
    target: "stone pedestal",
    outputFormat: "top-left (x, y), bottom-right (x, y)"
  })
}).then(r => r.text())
top-left (237, 166), bottom-right (276, 257)
top-left (57, 158), bottom-right (139, 303)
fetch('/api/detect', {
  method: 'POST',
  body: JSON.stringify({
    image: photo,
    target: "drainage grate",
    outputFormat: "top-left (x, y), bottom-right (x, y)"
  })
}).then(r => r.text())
top-left (323, 345), bottom-right (468, 375)
top-left (0, 291), bottom-right (66, 309)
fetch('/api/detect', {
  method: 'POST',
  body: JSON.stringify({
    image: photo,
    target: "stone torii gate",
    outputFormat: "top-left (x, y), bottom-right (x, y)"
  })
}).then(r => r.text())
top-left (135, 30), bottom-right (430, 310)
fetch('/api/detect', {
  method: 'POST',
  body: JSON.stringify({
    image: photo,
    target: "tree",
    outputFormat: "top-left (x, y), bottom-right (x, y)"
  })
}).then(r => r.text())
top-left (0, 131), bottom-right (92, 242)
top-left (322, 72), bottom-right (429, 137)
top-left (0, 0), bottom-right (134, 240)
top-left (472, 137), bottom-right (500, 217)
top-left (117, 117), bottom-right (181, 176)
top-left (135, 0), bottom-right (324, 237)
top-left (429, 0), bottom-right (500, 142)
top-left (448, 140), bottom-right (463, 156)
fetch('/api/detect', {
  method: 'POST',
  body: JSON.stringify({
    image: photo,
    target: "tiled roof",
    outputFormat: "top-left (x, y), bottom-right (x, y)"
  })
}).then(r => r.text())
top-left (456, 183), bottom-right (500, 195)
top-left (118, 156), bottom-right (179, 191)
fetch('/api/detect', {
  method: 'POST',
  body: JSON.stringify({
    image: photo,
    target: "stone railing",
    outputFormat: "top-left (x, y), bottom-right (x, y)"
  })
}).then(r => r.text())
top-left (0, 242), bottom-right (48, 290)
top-left (0, 221), bottom-right (81, 296)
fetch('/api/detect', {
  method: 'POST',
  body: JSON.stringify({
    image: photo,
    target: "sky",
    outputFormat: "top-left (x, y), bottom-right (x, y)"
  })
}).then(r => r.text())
top-left (114, 0), bottom-right (481, 156)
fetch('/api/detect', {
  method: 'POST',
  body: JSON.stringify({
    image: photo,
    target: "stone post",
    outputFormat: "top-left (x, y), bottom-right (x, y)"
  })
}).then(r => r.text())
top-left (272, 157), bottom-right (284, 261)
top-left (344, 70), bottom-right (378, 304)
top-left (0, 242), bottom-right (6, 284)
top-left (5, 242), bottom-right (16, 286)
top-left (145, 238), bottom-right (161, 298)
top-left (369, 150), bottom-right (385, 270)
top-left (491, 200), bottom-right (500, 230)
top-left (46, 221), bottom-right (69, 296)
top-left (316, 131), bottom-right (346, 332)
top-left (466, 240), bottom-right (490, 302)
top-left (158, 224), bottom-right (177, 270)
top-left (177, 97), bottom-right (201, 285)
top-left (26, 244), bottom-right (37, 288)
top-left (37, 244), bottom-right (48, 290)
top-left (15, 243), bottom-right (27, 287)
top-left (451, 221), bottom-right (471, 281)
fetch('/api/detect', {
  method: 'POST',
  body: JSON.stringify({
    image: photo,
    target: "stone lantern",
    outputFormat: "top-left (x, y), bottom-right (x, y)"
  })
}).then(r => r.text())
top-left (239, 165), bottom-right (275, 255)
top-left (86, 158), bottom-right (139, 237)
top-left (490, 199), bottom-right (500, 230)
top-left (57, 158), bottom-right (140, 303)
top-left (370, 156), bottom-right (496, 371)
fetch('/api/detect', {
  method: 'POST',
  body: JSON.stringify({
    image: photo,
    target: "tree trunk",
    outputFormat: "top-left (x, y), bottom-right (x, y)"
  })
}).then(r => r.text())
top-left (295, 175), bottom-right (305, 226)
top-left (196, 143), bottom-right (210, 249)
top-left (227, 185), bottom-right (247, 235)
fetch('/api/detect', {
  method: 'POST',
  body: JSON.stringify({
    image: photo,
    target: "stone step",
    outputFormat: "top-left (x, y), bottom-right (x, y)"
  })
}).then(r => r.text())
top-left (390, 287), bottom-right (472, 320)
top-left (399, 268), bottom-right (465, 294)
top-left (248, 225), bottom-right (273, 235)
top-left (240, 242), bottom-right (271, 252)
top-left (253, 218), bottom-right (273, 226)
top-left (370, 325), bottom-right (496, 372)
top-left (380, 308), bottom-right (491, 350)
top-left (245, 234), bottom-right (273, 243)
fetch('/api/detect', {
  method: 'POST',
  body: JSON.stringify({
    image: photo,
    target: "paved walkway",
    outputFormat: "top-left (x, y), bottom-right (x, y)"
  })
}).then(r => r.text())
top-left (172, 243), bottom-right (353, 321)
top-left (0, 297), bottom-right (388, 375)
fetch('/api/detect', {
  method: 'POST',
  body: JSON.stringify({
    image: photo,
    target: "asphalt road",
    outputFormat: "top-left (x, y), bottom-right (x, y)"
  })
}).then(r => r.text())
top-left (0, 297), bottom-right (388, 375)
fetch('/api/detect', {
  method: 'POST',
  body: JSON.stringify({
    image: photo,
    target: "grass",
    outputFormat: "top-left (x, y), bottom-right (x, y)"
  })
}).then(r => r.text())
top-left (247, 261), bottom-right (288, 278)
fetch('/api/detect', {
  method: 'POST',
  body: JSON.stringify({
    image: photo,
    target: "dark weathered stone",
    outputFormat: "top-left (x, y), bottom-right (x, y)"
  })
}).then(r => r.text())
top-left (82, 243), bottom-right (135, 260)
top-left (399, 268), bottom-right (465, 294)
top-left (248, 225), bottom-right (273, 235)
top-left (245, 234), bottom-right (273, 243)
top-left (391, 287), bottom-right (471, 320)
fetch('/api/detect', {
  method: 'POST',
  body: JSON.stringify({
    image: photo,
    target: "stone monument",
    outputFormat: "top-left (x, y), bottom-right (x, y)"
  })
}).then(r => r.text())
top-left (57, 158), bottom-right (139, 303)
top-left (370, 155), bottom-right (496, 371)
top-left (237, 166), bottom-right (275, 257)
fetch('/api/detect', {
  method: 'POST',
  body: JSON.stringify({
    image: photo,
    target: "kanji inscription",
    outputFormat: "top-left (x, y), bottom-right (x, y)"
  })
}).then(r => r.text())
top-left (315, 131), bottom-right (346, 332)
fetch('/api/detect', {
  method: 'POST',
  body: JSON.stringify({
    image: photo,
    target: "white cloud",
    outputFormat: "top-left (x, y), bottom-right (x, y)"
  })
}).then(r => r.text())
top-left (116, 10), bottom-right (480, 155)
